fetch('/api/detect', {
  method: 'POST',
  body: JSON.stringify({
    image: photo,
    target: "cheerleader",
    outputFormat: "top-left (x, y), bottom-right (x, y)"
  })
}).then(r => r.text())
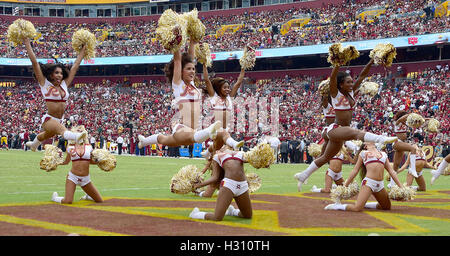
top-left (193, 159), bottom-right (221, 198)
top-left (390, 111), bottom-right (419, 178)
top-left (311, 146), bottom-right (356, 193)
top-left (23, 38), bottom-right (87, 151)
top-left (138, 40), bottom-right (222, 148)
top-left (189, 147), bottom-right (252, 221)
top-left (397, 144), bottom-right (436, 191)
top-left (51, 126), bottom-right (103, 204)
top-left (202, 63), bottom-right (245, 130)
top-left (294, 59), bottom-right (397, 191)
top-left (324, 141), bottom-right (404, 211)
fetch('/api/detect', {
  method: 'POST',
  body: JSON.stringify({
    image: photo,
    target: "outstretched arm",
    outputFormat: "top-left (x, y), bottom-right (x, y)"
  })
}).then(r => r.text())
top-left (344, 155), bottom-right (363, 186)
top-left (187, 39), bottom-right (198, 60)
top-left (230, 68), bottom-right (245, 97)
top-left (172, 49), bottom-right (182, 85)
top-left (65, 45), bottom-right (86, 87)
top-left (353, 59), bottom-right (374, 91)
top-left (203, 64), bottom-right (215, 97)
top-left (24, 38), bottom-right (45, 85)
top-left (329, 65), bottom-right (340, 98)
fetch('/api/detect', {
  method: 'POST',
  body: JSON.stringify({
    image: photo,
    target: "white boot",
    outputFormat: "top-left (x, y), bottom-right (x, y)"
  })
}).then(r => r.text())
top-left (80, 194), bottom-right (94, 201)
top-left (189, 207), bottom-right (206, 219)
top-left (51, 192), bottom-right (63, 203)
top-left (324, 203), bottom-right (347, 210)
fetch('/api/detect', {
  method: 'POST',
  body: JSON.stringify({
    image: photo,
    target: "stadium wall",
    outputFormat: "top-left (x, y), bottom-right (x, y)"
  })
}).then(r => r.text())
top-left (1, 59), bottom-right (447, 83)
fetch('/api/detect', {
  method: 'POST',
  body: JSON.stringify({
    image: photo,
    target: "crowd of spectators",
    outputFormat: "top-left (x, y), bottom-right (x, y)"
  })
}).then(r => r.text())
top-left (1, 65), bottom-right (448, 162)
top-left (0, 0), bottom-right (448, 58)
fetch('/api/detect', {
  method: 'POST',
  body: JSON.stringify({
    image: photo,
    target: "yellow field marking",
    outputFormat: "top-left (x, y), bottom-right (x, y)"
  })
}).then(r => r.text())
top-left (66, 204), bottom-right (329, 236)
top-left (0, 214), bottom-right (128, 236)
top-left (0, 191), bottom-right (448, 236)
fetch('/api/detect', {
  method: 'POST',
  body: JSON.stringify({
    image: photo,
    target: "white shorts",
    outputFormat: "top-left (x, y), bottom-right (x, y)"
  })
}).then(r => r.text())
top-left (327, 168), bottom-right (343, 181)
top-left (221, 178), bottom-right (248, 197)
top-left (361, 177), bottom-right (384, 193)
top-left (41, 114), bottom-right (63, 128)
top-left (67, 171), bottom-right (91, 187)
top-left (325, 123), bottom-right (340, 136)
top-left (171, 123), bottom-right (195, 135)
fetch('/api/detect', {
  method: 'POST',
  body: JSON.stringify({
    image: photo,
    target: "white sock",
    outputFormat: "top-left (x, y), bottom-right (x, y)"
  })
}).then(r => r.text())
top-left (31, 136), bottom-right (42, 147)
top-left (409, 154), bottom-right (417, 177)
top-left (311, 185), bottom-right (322, 193)
top-left (326, 203), bottom-right (347, 210)
top-left (364, 202), bottom-right (378, 209)
top-left (297, 161), bottom-right (319, 182)
top-left (193, 128), bottom-right (211, 143)
top-left (63, 131), bottom-right (79, 141)
top-left (198, 191), bottom-right (205, 197)
top-left (436, 159), bottom-right (449, 177)
top-left (81, 194), bottom-right (94, 201)
top-left (231, 209), bottom-right (241, 217)
top-left (52, 192), bottom-right (63, 203)
top-left (143, 134), bottom-right (160, 146)
top-left (363, 132), bottom-right (383, 143)
top-left (189, 208), bottom-right (206, 219)
top-left (337, 204), bottom-right (347, 210)
top-left (226, 137), bottom-right (239, 149)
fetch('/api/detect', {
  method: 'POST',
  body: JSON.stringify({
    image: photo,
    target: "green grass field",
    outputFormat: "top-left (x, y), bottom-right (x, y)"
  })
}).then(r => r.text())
top-left (0, 149), bottom-right (449, 236)
top-left (0, 149), bottom-right (447, 203)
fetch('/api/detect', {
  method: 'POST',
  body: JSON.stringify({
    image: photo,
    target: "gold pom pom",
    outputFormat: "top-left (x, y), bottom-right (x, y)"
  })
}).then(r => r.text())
top-left (39, 144), bottom-right (64, 172)
top-left (195, 43), bottom-right (212, 67)
top-left (327, 43), bottom-right (360, 67)
top-left (244, 143), bottom-right (275, 169)
top-left (7, 19), bottom-right (36, 46)
top-left (170, 165), bottom-right (203, 194)
top-left (406, 113), bottom-right (425, 129)
top-left (71, 29), bottom-right (96, 60)
top-left (359, 81), bottom-right (379, 97)
top-left (388, 184), bottom-right (415, 201)
top-left (369, 43), bottom-right (397, 67)
top-left (427, 118), bottom-right (440, 133)
top-left (330, 182), bottom-right (360, 203)
top-left (246, 172), bottom-right (262, 193)
top-left (239, 45), bottom-right (256, 70)
top-left (318, 78), bottom-right (330, 96)
top-left (181, 8), bottom-right (206, 42)
top-left (156, 9), bottom-right (188, 53)
top-left (307, 143), bottom-right (322, 158)
top-left (92, 149), bottom-right (117, 172)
